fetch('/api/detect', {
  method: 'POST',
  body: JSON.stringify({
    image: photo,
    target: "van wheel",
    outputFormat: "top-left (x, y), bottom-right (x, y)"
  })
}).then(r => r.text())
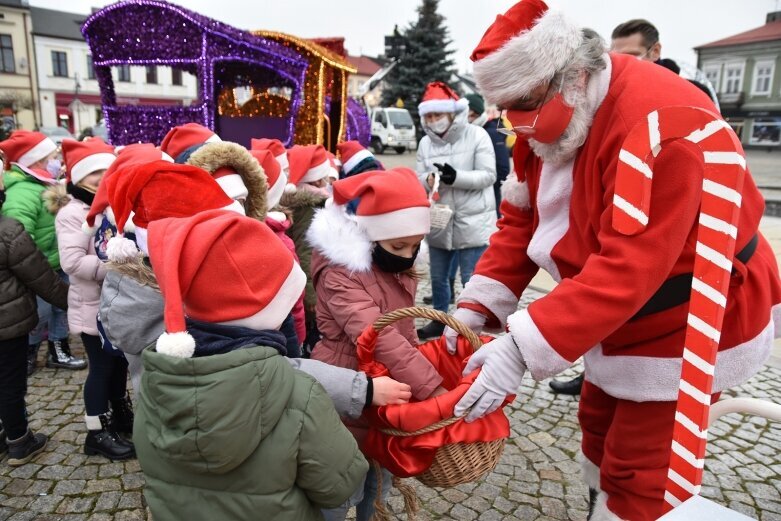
top-left (371, 138), bottom-right (385, 155)
top-left (395, 147), bottom-right (406, 154)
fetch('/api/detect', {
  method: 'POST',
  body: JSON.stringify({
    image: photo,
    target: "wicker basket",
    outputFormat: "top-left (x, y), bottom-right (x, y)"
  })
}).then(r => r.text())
top-left (371, 307), bottom-right (506, 488)
top-left (429, 203), bottom-right (453, 230)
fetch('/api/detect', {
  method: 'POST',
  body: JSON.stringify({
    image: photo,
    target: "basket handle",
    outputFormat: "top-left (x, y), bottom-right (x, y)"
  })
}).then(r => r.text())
top-left (373, 306), bottom-right (483, 352)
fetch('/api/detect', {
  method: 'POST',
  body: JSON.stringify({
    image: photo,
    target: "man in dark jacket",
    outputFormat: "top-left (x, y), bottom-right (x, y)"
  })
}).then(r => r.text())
top-left (467, 93), bottom-right (510, 217)
top-left (0, 179), bottom-right (69, 466)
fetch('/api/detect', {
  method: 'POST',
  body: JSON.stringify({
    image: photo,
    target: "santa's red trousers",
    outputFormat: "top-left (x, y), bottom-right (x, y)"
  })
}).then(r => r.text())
top-left (579, 380), bottom-right (719, 520)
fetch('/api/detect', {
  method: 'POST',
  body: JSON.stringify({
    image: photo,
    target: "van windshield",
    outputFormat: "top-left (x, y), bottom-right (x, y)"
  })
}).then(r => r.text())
top-left (388, 111), bottom-right (414, 129)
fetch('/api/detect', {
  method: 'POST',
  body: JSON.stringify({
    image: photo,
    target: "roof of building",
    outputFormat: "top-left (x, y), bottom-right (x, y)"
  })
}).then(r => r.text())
top-left (0, 0), bottom-right (27, 9)
top-left (30, 7), bottom-right (87, 41)
top-left (696, 20), bottom-right (781, 49)
top-left (347, 55), bottom-right (381, 76)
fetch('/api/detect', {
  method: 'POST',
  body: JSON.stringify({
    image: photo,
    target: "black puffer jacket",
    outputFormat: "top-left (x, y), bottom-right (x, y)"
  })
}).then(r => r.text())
top-left (0, 213), bottom-right (68, 340)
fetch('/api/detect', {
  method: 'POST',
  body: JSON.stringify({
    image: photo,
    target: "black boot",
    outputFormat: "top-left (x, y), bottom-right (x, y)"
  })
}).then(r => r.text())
top-left (7, 429), bottom-right (47, 466)
top-left (110, 393), bottom-right (134, 439)
top-left (0, 423), bottom-right (6, 454)
top-left (27, 343), bottom-right (40, 377)
top-left (46, 338), bottom-right (87, 370)
top-left (549, 373), bottom-right (584, 396)
top-left (587, 487), bottom-right (598, 520)
top-left (416, 321), bottom-right (445, 340)
top-left (84, 414), bottom-right (135, 461)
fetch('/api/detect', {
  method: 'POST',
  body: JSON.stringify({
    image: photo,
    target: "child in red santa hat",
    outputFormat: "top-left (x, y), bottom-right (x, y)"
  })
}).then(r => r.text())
top-left (55, 138), bottom-right (138, 462)
top-left (307, 168), bottom-right (447, 520)
top-left (136, 209), bottom-right (375, 520)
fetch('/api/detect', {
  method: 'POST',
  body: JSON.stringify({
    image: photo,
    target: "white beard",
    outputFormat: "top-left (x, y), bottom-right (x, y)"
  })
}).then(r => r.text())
top-left (528, 77), bottom-right (596, 167)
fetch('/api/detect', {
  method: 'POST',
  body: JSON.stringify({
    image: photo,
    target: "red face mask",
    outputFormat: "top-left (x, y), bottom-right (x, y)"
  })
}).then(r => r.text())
top-left (503, 92), bottom-right (575, 144)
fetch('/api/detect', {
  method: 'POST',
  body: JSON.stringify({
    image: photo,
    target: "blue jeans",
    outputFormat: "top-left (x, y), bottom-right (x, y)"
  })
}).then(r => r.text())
top-left (321, 465), bottom-right (392, 521)
top-left (429, 246), bottom-right (487, 312)
top-left (29, 270), bottom-right (69, 345)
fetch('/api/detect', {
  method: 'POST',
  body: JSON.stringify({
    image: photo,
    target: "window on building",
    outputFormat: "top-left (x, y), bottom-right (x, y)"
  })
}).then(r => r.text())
top-left (87, 55), bottom-right (95, 80)
top-left (52, 51), bottom-right (68, 77)
top-left (145, 65), bottom-right (157, 84)
top-left (0, 34), bottom-right (15, 73)
top-left (703, 65), bottom-right (720, 93)
top-left (723, 64), bottom-right (744, 94)
top-left (171, 68), bottom-right (182, 86)
top-left (117, 64), bottom-right (131, 82)
top-left (752, 59), bottom-right (774, 95)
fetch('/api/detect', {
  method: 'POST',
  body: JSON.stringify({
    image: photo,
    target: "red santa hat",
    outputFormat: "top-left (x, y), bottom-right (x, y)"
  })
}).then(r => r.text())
top-left (332, 168), bottom-right (430, 241)
top-left (337, 140), bottom-right (374, 176)
top-left (61, 138), bottom-right (115, 186)
top-left (470, 0), bottom-right (582, 107)
top-left (326, 151), bottom-right (340, 180)
top-left (286, 144), bottom-right (331, 189)
top-left (251, 138), bottom-right (289, 173)
top-left (148, 209), bottom-right (307, 358)
top-left (250, 149), bottom-right (287, 211)
top-left (0, 130), bottom-right (57, 169)
top-left (418, 82), bottom-right (469, 116)
top-left (160, 123), bottom-right (221, 162)
top-left (105, 161), bottom-right (244, 262)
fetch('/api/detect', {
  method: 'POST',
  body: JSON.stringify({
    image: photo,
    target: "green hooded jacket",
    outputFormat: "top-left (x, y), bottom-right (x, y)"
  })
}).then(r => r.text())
top-left (135, 344), bottom-right (368, 521)
top-left (1, 165), bottom-right (60, 269)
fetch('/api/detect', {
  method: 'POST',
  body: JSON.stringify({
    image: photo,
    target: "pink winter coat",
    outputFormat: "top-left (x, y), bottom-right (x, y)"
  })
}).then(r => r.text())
top-left (55, 197), bottom-right (107, 336)
top-left (266, 213), bottom-right (306, 343)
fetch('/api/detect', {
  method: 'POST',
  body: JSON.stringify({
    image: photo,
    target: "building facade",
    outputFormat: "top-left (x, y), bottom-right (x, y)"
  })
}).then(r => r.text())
top-left (696, 11), bottom-right (781, 148)
top-left (347, 54), bottom-right (382, 107)
top-left (31, 6), bottom-right (197, 137)
top-left (0, 0), bottom-right (38, 135)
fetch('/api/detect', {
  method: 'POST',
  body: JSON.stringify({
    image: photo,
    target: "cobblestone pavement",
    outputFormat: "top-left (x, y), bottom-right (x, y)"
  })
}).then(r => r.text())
top-left (1, 279), bottom-right (780, 520)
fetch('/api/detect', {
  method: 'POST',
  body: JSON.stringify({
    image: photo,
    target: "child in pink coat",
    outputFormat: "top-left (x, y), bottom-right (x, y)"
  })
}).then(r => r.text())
top-left (307, 168), bottom-right (445, 521)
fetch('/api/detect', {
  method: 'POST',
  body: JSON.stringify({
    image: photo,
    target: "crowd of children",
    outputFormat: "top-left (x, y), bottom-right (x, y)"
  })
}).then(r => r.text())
top-left (0, 121), bottom-right (443, 519)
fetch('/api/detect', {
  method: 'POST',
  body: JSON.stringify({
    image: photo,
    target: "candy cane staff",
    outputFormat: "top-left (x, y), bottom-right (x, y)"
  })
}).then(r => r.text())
top-left (449, 1), bottom-right (781, 519)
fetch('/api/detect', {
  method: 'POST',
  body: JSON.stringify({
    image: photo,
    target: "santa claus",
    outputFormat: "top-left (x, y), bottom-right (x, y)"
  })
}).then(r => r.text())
top-left (449, 1), bottom-right (781, 519)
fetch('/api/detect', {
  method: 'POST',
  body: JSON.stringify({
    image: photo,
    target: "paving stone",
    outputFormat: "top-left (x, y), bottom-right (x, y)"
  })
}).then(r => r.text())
top-left (84, 478), bottom-right (121, 494)
top-left (94, 491), bottom-right (121, 511)
top-left (117, 492), bottom-right (144, 510)
top-left (55, 497), bottom-right (95, 514)
top-left (450, 504), bottom-right (478, 520)
top-left (28, 494), bottom-right (64, 513)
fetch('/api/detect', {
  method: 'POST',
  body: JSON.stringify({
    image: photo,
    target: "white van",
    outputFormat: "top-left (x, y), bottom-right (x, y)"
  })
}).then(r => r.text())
top-left (370, 107), bottom-right (417, 154)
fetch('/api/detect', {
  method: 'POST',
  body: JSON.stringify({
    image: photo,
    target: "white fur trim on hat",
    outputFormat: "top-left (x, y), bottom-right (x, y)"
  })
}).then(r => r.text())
top-left (275, 153), bottom-right (289, 174)
top-left (342, 149), bottom-right (373, 174)
top-left (17, 137), bottom-right (56, 167)
top-left (161, 152), bottom-right (174, 162)
top-left (224, 199), bottom-right (246, 216)
top-left (123, 210), bottom-right (136, 233)
top-left (284, 183), bottom-right (297, 194)
top-left (266, 171), bottom-right (288, 210)
top-left (355, 205), bottom-right (431, 242)
top-left (134, 226), bottom-right (148, 255)
top-left (81, 220), bottom-right (98, 236)
top-left (219, 263), bottom-right (307, 331)
top-left (306, 200), bottom-right (373, 272)
top-left (300, 158), bottom-right (332, 184)
top-left (156, 331), bottom-right (196, 358)
top-left (106, 235), bottom-right (141, 263)
top-left (418, 97), bottom-right (469, 116)
top-left (473, 10), bottom-right (582, 107)
top-left (70, 153), bottom-right (115, 186)
top-left (215, 174), bottom-right (249, 201)
top-left (205, 134), bottom-right (222, 144)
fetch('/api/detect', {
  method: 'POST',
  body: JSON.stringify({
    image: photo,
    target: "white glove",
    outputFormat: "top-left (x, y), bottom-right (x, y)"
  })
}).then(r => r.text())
top-left (454, 334), bottom-right (526, 422)
top-left (444, 308), bottom-right (487, 355)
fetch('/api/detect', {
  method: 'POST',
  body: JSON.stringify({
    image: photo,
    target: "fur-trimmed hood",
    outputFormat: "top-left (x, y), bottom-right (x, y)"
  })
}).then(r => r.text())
top-left (306, 202), bottom-right (373, 273)
top-left (186, 141), bottom-right (268, 221)
top-left (280, 188), bottom-right (328, 210)
top-left (42, 183), bottom-right (70, 215)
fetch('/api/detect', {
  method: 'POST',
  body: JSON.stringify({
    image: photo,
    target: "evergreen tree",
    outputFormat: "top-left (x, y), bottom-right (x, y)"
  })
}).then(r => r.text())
top-left (381, 0), bottom-right (456, 130)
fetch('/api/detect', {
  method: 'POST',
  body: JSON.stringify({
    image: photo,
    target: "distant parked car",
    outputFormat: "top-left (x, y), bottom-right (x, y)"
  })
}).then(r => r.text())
top-left (38, 126), bottom-right (74, 145)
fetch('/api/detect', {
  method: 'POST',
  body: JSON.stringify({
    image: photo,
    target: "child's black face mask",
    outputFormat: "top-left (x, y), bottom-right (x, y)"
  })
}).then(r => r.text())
top-left (372, 244), bottom-right (418, 273)
top-left (0, 190), bottom-right (5, 207)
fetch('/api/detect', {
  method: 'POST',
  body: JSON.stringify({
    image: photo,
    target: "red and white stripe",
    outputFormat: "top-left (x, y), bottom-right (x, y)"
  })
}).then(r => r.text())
top-left (611, 106), bottom-right (747, 514)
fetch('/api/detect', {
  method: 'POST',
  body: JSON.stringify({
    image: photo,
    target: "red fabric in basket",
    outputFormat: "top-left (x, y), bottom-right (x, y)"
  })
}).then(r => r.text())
top-left (356, 327), bottom-right (513, 478)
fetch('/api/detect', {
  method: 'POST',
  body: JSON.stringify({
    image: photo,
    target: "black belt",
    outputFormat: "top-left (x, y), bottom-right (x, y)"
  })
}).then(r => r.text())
top-left (632, 233), bottom-right (759, 320)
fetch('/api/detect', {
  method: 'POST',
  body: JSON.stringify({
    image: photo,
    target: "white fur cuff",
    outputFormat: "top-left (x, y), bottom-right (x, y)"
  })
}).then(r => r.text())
top-left (501, 174), bottom-right (531, 210)
top-left (580, 454), bottom-right (601, 491)
top-left (458, 274), bottom-right (520, 329)
top-left (507, 308), bottom-right (571, 380)
top-left (591, 492), bottom-right (626, 521)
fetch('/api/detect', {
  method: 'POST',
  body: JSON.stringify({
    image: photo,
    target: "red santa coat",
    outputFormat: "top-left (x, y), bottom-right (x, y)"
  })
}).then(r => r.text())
top-left (459, 53), bottom-right (781, 402)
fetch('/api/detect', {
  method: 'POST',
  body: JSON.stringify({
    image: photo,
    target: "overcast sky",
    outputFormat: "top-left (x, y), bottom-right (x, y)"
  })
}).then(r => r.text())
top-left (32, 0), bottom-right (780, 72)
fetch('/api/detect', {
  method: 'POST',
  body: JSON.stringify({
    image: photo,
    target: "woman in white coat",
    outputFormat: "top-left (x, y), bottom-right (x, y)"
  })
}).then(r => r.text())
top-left (415, 82), bottom-right (497, 339)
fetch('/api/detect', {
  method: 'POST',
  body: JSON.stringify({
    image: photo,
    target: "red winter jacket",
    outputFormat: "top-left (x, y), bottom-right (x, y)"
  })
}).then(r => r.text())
top-left (459, 53), bottom-right (781, 401)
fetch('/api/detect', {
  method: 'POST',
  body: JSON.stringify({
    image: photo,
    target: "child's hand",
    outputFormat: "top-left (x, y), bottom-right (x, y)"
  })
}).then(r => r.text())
top-left (372, 376), bottom-right (412, 406)
top-left (429, 385), bottom-right (449, 398)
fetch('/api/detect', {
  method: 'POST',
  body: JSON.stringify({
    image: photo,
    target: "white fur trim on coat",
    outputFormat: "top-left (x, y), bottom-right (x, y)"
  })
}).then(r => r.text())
top-left (507, 308), bottom-right (571, 380)
top-left (457, 274), bottom-right (520, 329)
top-left (501, 173), bottom-right (531, 210)
top-left (418, 97), bottom-right (469, 116)
top-left (580, 454), bottom-right (601, 491)
top-left (473, 10), bottom-right (582, 107)
top-left (306, 201), bottom-right (373, 273)
top-left (156, 331), bottom-right (196, 358)
top-left (590, 492), bottom-right (625, 521)
top-left (583, 317), bottom-right (774, 402)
